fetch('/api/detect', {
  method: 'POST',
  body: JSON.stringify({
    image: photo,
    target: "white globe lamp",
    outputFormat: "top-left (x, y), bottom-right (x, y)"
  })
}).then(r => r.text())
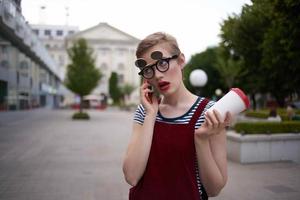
top-left (215, 88), bottom-right (222, 96)
top-left (189, 69), bottom-right (208, 96)
top-left (189, 69), bottom-right (208, 87)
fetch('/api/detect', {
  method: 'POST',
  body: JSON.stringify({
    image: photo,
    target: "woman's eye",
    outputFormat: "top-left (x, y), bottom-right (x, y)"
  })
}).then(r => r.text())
top-left (144, 68), bottom-right (153, 75)
top-left (158, 60), bottom-right (168, 68)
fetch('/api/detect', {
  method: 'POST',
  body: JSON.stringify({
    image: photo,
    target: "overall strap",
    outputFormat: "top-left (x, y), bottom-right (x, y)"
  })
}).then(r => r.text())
top-left (189, 98), bottom-right (209, 127)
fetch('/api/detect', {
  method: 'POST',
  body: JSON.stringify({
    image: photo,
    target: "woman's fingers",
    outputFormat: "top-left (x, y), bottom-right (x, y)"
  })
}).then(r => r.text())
top-left (206, 110), bottom-right (220, 128)
top-left (224, 111), bottom-right (232, 127)
top-left (213, 109), bottom-right (223, 124)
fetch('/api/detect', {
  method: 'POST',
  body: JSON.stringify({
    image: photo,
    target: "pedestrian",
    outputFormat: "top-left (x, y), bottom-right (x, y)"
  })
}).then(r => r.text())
top-left (267, 107), bottom-right (282, 122)
top-left (122, 32), bottom-right (232, 200)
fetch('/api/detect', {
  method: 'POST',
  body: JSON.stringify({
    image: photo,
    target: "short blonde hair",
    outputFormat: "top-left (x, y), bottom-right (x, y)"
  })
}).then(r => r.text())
top-left (136, 32), bottom-right (181, 58)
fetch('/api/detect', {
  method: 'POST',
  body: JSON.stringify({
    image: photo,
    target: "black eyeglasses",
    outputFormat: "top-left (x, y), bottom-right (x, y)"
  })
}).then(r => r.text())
top-left (138, 55), bottom-right (179, 79)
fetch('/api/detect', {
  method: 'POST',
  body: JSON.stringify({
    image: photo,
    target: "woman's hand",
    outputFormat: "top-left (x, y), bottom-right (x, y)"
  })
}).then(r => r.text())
top-left (195, 110), bottom-right (232, 140)
top-left (140, 80), bottom-right (159, 115)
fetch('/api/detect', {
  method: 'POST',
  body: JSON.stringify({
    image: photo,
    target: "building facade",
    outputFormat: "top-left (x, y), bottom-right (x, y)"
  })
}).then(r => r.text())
top-left (66, 23), bottom-right (141, 104)
top-left (0, 0), bottom-right (62, 110)
top-left (30, 24), bottom-right (79, 80)
top-left (31, 23), bottom-right (141, 105)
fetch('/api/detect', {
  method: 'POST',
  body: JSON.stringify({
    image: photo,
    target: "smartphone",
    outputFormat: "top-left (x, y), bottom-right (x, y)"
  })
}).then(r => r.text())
top-left (148, 85), bottom-right (160, 99)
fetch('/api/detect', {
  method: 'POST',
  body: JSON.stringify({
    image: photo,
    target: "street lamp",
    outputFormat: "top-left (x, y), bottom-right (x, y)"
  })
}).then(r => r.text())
top-left (215, 88), bottom-right (223, 101)
top-left (189, 69), bottom-right (208, 96)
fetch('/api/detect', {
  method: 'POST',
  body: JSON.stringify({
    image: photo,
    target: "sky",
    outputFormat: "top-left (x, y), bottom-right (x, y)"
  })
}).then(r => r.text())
top-left (21, 0), bottom-right (251, 61)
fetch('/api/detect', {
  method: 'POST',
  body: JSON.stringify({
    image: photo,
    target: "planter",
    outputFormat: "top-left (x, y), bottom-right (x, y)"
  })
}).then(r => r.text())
top-left (227, 131), bottom-right (300, 163)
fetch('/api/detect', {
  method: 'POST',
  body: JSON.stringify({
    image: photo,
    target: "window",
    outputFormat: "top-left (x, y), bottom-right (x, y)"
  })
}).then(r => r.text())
top-left (99, 48), bottom-right (110, 56)
top-left (44, 29), bottom-right (51, 36)
top-left (1, 60), bottom-right (9, 68)
top-left (118, 74), bottom-right (124, 84)
top-left (17, 71), bottom-right (20, 85)
top-left (1, 46), bottom-right (8, 55)
top-left (118, 63), bottom-right (125, 70)
top-left (19, 61), bottom-right (28, 70)
top-left (30, 77), bottom-right (33, 88)
top-left (101, 63), bottom-right (108, 71)
top-left (21, 72), bottom-right (28, 77)
top-left (68, 30), bottom-right (75, 35)
top-left (56, 30), bottom-right (63, 36)
top-left (59, 55), bottom-right (64, 65)
top-left (33, 29), bottom-right (39, 35)
top-left (117, 48), bottom-right (126, 56)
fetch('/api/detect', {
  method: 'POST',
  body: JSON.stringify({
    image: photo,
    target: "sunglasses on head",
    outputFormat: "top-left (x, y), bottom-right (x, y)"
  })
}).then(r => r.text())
top-left (135, 51), bottom-right (179, 79)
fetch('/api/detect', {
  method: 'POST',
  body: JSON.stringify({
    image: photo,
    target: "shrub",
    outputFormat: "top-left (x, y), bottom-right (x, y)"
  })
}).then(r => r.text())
top-left (245, 111), bottom-right (268, 119)
top-left (234, 121), bottom-right (300, 135)
top-left (245, 110), bottom-right (289, 121)
top-left (72, 112), bottom-right (90, 120)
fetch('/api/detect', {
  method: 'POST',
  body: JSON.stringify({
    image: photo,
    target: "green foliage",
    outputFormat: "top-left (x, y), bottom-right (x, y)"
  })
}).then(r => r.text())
top-left (245, 110), bottom-right (289, 121)
top-left (244, 111), bottom-right (269, 119)
top-left (65, 38), bottom-right (101, 113)
top-left (121, 83), bottom-right (135, 97)
top-left (220, 2), bottom-right (269, 96)
top-left (234, 121), bottom-right (300, 134)
top-left (72, 112), bottom-right (90, 120)
top-left (261, 0), bottom-right (300, 106)
top-left (245, 108), bottom-right (300, 120)
top-left (214, 46), bottom-right (245, 89)
top-left (183, 47), bottom-right (225, 97)
top-left (109, 72), bottom-right (122, 104)
top-left (65, 38), bottom-right (101, 97)
top-left (220, 0), bottom-right (300, 107)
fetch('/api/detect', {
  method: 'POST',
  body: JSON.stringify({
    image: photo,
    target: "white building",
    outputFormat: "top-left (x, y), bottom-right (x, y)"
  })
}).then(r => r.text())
top-left (30, 24), bottom-right (79, 80)
top-left (29, 22), bottom-right (141, 105)
top-left (0, 0), bottom-right (62, 110)
top-left (66, 22), bottom-right (141, 104)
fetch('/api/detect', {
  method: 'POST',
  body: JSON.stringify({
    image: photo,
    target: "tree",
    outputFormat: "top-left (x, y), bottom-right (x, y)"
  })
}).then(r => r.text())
top-left (109, 72), bottom-right (122, 104)
top-left (214, 46), bottom-right (244, 89)
top-left (261, 0), bottom-right (300, 106)
top-left (220, 3), bottom-right (270, 108)
top-left (121, 83), bottom-right (135, 105)
top-left (220, 0), bottom-right (300, 107)
top-left (183, 47), bottom-right (225, 97)
top-left (65, 38), bottom-right (101, 114)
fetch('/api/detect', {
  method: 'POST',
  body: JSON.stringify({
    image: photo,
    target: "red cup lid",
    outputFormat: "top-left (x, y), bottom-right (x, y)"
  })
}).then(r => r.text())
top-left (230, 88), bottom-right (250, 109)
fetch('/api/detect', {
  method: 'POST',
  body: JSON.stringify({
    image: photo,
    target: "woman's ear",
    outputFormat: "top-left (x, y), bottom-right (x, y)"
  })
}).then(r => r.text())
top-left (178, 53), bottom-right (185, 69)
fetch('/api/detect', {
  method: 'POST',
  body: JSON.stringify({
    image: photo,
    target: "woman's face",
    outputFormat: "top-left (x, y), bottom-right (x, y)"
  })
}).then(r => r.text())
top-left (141, 44), bottom-right (185, 96)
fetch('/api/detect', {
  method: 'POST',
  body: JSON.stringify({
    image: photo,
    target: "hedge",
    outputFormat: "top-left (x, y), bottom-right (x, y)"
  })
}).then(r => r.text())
top-left (234, 121), bottom-right (300, 135)
top-left (245, 111), bottom-right (289, 121)
top-left (72, 112), bottom-right (90, 120)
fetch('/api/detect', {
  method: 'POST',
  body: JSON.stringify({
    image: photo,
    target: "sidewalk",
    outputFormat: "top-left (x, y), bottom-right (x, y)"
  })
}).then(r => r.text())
top-left (212, 161), bottom-right (300, 200)
top-left (0, 109), bottom-right (299, 200)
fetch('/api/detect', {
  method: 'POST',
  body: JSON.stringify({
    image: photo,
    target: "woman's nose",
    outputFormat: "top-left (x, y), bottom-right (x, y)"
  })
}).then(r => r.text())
top-left (154, 68), bottom-right (164, 79)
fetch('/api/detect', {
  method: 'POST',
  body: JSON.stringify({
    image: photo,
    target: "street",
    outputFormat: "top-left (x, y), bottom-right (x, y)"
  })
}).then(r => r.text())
top-left (0, 109), bottom-right (299, 200)
top-left (0, 109), bottom-right (131, 200)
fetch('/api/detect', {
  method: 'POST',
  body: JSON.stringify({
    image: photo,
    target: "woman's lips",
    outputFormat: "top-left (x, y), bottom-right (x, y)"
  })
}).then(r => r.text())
top-left (158, 81), bottom-right (170, 91)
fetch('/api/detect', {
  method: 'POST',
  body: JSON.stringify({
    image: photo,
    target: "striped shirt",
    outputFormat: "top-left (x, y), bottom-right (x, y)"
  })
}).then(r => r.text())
top-left (133, 97), bottom-right (215, 199)
top-left (133, 97), bottom-right (215, 129)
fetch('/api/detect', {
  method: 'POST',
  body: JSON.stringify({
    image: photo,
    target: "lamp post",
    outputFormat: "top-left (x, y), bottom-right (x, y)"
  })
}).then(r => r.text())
top-left (215, 88), bottom-right (223, 100)
top-left (189, 69), bottom-right (208, 96)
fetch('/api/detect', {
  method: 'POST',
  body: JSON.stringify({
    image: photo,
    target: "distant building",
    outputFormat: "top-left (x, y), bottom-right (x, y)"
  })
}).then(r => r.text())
top-left (66, 23), bottom-right (141, 104)
top-left (30, 24), bottom-right (79, 80)
top-left (30, 23), bottom-right (141, 105)
top-left (0, 0), bottom-right (62, 110)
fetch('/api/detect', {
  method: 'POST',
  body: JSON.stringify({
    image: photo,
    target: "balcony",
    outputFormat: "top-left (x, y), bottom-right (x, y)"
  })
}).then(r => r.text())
top-left (0, 0), bottom-right (61, 81)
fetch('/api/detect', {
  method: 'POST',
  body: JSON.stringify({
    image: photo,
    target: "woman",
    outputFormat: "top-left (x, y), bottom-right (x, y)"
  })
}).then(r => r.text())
top-left (122, 32), bottom-right (232, 200)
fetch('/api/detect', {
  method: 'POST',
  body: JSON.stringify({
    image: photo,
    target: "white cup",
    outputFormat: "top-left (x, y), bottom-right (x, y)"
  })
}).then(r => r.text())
top-left (206, 88), bottom-right (250, 121)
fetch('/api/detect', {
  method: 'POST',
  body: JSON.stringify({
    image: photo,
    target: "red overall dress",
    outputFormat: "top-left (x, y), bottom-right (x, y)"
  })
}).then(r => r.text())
top-left (129, 98), bottom-right (209, 200)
